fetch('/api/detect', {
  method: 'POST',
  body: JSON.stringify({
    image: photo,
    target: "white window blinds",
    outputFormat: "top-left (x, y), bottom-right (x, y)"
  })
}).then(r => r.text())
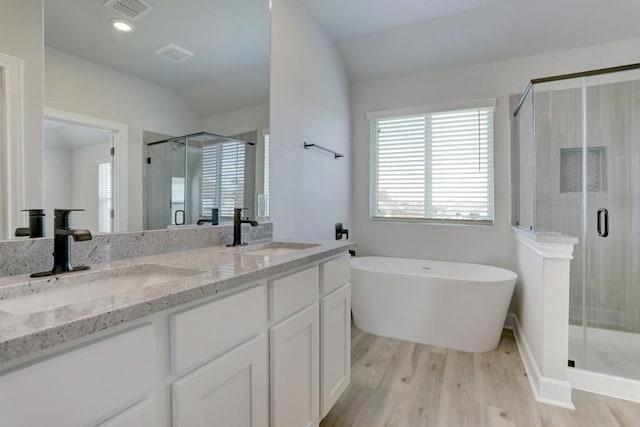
top-left (98, 161), bottom-right (112, 233)
top-left (263, 133), bottom-right (270, 218)
top-left (201, 142), bottom-right (245, 218)
top-left (371, 106), bottom-right (494, 224)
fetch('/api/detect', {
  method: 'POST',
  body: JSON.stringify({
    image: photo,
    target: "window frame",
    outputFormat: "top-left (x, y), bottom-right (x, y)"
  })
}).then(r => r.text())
top-left (368, 99), bottom-right (496, 226)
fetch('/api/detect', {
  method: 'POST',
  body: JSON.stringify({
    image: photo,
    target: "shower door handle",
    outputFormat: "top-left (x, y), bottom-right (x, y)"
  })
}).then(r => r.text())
top-left (597, 208), bottom-right (609, 237)
top-left (175, 209), bottom-right (185, 226)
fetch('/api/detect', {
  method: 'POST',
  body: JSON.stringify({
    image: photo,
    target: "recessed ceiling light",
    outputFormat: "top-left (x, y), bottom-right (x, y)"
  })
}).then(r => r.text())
top-left (111, 19), bottom-right (134, 32)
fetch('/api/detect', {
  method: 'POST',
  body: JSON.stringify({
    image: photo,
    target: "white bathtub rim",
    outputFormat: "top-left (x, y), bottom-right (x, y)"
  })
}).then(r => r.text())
top-left (351, 256), bottom-right (518, 283)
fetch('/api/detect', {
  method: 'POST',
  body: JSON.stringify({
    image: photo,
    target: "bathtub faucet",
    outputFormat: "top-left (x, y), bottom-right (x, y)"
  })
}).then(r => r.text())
top-left (335, 223), bottom-right (349, 240)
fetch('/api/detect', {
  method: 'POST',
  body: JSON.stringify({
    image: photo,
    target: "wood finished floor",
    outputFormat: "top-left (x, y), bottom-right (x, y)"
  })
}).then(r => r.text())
top-left (320, 326), bottom-right (640, 427)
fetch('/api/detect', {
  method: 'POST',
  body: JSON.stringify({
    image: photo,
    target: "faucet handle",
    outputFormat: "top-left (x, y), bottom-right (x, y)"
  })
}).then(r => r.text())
top-left (54, 209), bottom-right (86, 230)
top-left (14, 227), bottom-right (30, 237)
top-left (54, 209), bottom-right (85, 215)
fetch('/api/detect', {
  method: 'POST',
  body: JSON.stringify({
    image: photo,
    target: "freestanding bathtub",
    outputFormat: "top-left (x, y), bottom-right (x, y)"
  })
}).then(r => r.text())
top-left (351, 257), bottom-right (517, 352)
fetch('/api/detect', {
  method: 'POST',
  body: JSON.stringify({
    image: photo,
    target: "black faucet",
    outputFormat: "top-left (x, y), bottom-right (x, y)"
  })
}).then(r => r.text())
top-left (197, 208), bottom-right (220, 225)
top-left (31, 209), bottom-right (92, 278)
top-left (14, 209), bottom-right (46, 238)
top-left (228, 208), bottom-right (259, 247)
top-left (335, 223), bottom-right (349, 240)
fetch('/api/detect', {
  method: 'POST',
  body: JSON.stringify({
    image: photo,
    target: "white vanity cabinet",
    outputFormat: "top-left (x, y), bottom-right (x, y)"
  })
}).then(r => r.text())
top-left (99, 398), bottom-right (157, 427)
top-left (269, 256), bottom-right (352, 426)
top-left (269, 266), bottom-right (320, 427)
top-left (0, 250), bottom-right (352, 427)
top-left (170, 284), bottom-right (268, 427)
top-left (0, 324), bottom-right (156, 427)
top-left (320, 283), bottom-right (351, 418)
top-left (319, 255), bottom-right (352, 418)
top-left (173, 335), bottom-right (269, 427)
top-left (271, 303), bottom-right (320, 427)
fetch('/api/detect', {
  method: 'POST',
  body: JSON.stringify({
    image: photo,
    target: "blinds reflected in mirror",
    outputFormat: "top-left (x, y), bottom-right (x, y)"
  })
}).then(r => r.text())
top-left (201, 142), bottom-right (245, 218)
top-left (98, 161), bottom-right (113, 233)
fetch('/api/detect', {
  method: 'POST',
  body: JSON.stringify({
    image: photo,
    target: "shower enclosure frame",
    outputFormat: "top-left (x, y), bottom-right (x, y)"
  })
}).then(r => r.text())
top-left (145, 131), bottom-right (255, 230)
top-left (512, 62), bottom-right (640, 400)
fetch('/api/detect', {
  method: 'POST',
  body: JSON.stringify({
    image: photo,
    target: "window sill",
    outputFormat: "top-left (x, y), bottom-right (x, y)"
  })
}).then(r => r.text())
top-left (370, 216), bottom-right (494, 227)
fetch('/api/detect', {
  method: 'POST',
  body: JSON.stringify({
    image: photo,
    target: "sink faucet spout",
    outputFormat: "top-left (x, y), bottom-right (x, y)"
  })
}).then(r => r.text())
top-left (228, 208), bottom-right (259, 247)
top-left (30, 209), bottom-right (93, 277)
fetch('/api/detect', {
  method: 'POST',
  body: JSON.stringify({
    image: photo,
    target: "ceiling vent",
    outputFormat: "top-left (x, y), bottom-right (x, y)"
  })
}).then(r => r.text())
top-left (103, 0), bottom-right (153, 20)
top-left (154, 44), bottom-right (195, 62)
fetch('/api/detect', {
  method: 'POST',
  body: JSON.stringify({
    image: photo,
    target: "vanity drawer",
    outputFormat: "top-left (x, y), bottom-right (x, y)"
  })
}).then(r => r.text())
top-left (171, 284), bottom-right (266, 374)
top-left (0, 324), bottom-right (155, 427)
top-left (270, 266), bottom-right (319, 322)
top-left (321, 254), bottom-right (351, 295)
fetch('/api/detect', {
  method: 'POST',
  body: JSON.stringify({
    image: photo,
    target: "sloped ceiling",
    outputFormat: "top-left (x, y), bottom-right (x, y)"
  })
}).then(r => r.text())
top-left (301, 0), bottom-right (640, 81)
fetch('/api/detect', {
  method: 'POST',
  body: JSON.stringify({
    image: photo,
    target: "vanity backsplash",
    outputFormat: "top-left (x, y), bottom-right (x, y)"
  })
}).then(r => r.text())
top-left (0, 223), bottom-right (273, 277)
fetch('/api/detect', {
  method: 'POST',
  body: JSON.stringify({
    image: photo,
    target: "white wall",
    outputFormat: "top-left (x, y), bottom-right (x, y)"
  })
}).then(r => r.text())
top-left (0, 0), bottom-right (44, 211)
top-left (43, 142), bottom-right (111, 236)
top-left (44, 47), bottom-right (202, 231)
top-left (43, 146), bottom-right (72, 234)
top-left (71, 143), bottom-right (112, 233)
top-left (513, 231), bottom-right (575, 407)
top-left (270, 0), bottom-right (351, 241)
top-left (202, 103), bottom-right (270, 137)
top-left (351, 36), bottom-right (640, 270)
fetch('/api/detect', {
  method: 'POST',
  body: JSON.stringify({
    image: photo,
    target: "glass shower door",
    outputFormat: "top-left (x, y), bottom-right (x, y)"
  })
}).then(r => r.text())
top-left (146, 140), bottom-right (186, 229)
top-left (582, 71), bottom-right (640, 379)
top-left (531, 78), bottom-right (588, 371)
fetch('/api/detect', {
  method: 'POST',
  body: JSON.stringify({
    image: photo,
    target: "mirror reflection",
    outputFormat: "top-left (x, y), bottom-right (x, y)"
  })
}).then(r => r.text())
top-left (44, 119), bottom-right (115, 236)
top-left (33, 0), bottom-right (271, 238)
top-left (146, 131), bottom-right (269, 229)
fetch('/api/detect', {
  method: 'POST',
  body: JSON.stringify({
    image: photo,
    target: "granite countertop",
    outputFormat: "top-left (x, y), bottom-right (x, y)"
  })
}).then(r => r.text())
top-left (0, 240), bottom-right (356, 364)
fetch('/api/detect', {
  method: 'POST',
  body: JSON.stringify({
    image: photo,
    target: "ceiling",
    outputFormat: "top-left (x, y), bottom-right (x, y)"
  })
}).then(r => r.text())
top-left (45, 120), bottom-right (112, 150)
top-left (44, 0), bottom-right (271, 117)
top-left (300, 0), bottom-right (500, 40)
top-left (44, 0), bottom-right (640, 113)
top-left (301, 0), bottom-right (640, 81)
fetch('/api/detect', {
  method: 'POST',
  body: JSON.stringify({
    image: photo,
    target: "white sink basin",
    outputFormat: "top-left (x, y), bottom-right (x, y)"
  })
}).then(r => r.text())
top-left (0, 264), bottom-right (204, 315)
top-left (245, 247), bottom-right (302, 257)
top-left (242, 242), bottom-right (320, 257)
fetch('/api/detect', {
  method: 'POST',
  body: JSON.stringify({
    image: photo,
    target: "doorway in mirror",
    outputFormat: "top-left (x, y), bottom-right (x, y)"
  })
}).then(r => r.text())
top-left (42, 110), bottom-right (128, 237)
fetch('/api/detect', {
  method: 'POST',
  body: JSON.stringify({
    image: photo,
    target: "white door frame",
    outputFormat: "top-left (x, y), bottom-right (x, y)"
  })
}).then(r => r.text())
top-left (0, 52), bottom-right (25, 240)
top-left (44, 108), bottom-right (129, 232)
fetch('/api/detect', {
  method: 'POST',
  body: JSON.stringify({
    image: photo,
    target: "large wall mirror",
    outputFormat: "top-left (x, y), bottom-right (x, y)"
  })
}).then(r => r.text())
top-left (32, 0), bottom-right (271, 237)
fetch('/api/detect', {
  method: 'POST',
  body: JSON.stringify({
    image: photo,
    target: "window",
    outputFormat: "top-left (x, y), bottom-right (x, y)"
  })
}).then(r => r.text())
top-left (370, 104), bottom-right (494, 224)
top-left (201, 141), bottom-right (245, 218)
top-left (98, 161), bottom-right (112, 233)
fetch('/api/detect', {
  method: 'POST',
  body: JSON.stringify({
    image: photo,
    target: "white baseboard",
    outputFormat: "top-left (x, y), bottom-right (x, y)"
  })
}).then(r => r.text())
top-left (569, 368), bottom-right (640, 403)
top-left (503, 312), bottom-right (515, 330)
top-left (506, 314), bottom-right (575, 409)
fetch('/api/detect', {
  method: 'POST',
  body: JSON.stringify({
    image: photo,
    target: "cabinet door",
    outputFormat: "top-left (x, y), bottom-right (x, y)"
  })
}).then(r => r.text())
top-left (172, 335), bottom-right (268, 427)
top-left (320, 284), bottom-right (351, 418)
top-left (271, 303), bottom-right (320, 427)
top-left (99, 399), bottom-right (156, 427)
top-left (0, 324), bottom-right (155, 427)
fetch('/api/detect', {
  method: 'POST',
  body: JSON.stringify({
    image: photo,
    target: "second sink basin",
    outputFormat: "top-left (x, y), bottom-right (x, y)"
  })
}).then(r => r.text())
top-left (0, 264), bottom-right (205, 315)
top-left (241, 242), bottom-right (320, 257)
